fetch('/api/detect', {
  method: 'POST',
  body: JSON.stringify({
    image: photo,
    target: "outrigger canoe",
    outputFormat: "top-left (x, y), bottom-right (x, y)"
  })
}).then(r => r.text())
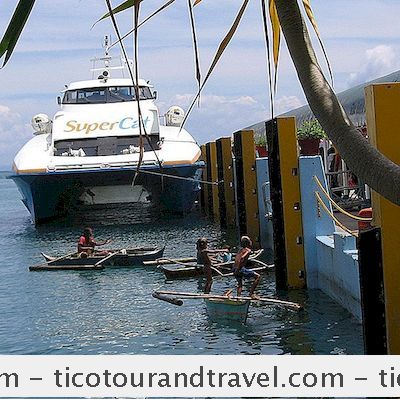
top-left (30, 246), bottom-right (165, 271)
top-left (161, 249), bottom-right (271, 279)
top-left (152, 289), bottom-right (303, 324)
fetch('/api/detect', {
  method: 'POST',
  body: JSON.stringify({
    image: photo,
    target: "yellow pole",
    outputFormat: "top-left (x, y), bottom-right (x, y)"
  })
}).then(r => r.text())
top-left (200, 144), bottom-right (209, 214)
top-left (276, 117), bottom-right (306, 289)
top-left (209, 141), bottom-right (220, 222)
top-left (365, 83), bottom-right (400, 354)
top-left (216, 137), bottom-right (235, 227)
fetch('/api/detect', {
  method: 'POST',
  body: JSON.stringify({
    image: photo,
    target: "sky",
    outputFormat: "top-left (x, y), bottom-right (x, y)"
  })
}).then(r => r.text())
top-left (1, 0), bottom-right (400, 170)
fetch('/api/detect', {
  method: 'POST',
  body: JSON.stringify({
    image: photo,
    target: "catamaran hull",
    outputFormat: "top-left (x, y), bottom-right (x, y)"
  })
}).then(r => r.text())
top-left (10, 163), bottom-right (203, 224)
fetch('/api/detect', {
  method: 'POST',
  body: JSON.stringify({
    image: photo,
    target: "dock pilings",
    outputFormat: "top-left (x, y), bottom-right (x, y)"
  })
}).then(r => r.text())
top-left (358, 228), bottom-right (387, 354)
top-left (200, 130), bottom-right (260, 248)
top-left (199, 83), bottom-right (399, 352)
top-left (200, 144), bottom-right (208, 214)
top-left (233, 130), bottom-right (260, 248)
top-left (201, 124), bottom-right (305, 281)
top-left (208, 141), bottom-right (220, 222)
top-left (266, 117), bottom-right (306, 290)
top-left (362, 82), bottom-right (400, 354)
top-left (216, 137), bottom-right (236, 228)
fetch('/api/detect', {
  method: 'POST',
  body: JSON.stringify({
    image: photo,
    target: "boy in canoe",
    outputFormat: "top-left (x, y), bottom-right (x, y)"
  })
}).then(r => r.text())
top-left (196, 237), bottom-right (229, 294)
top-left (78, 227), bottom-right (111, 256)
top-left (233, 235), bottom-right (261, 298)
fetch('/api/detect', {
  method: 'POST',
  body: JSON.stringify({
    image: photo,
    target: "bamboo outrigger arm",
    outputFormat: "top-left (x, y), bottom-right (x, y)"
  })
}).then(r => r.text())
top-left (143, 257), bottom-right (197, 266)
top-left (154, 290), bottom-right (303, 311)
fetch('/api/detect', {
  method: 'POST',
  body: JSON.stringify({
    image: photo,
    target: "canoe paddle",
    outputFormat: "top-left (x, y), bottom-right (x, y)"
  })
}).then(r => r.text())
top-left (45, 251), bottom-right (78, 265)
top-left (94, 250), bottom-right (121, 267)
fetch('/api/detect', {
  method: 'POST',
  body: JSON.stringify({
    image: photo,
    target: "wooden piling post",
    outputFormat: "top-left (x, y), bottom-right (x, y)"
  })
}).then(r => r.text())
top-left (205, 142), bottom-right (219, 221)
top-left (365, 83), bottom-right (400, 354)
top-left (358, 227), bottom-right (387, 354)
top-left (210, 142), bottom-right (220, 222)
top-left (233, 130), bottom-right (260, 247)
top-left (216, 137), bottom-right (235, 228)
top-left (266, 117), bottom-right (305, 290)
top-left (200, 144), bottom-right (208, 214)
top-left (204, 143), bottom-right (213, 216)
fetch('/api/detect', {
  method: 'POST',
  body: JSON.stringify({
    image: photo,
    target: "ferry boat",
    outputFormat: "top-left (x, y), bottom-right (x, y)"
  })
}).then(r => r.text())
top-left (10, 41), bottom-right (203, 224)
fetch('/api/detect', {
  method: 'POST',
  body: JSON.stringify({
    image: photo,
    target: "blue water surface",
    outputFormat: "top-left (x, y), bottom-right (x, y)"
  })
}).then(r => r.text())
top-left (0, 172), bottom-right (363, 397)
top-left (0, 169), bottom-right (363, 362)
top-left (0, 172), bottom-right (363, 356)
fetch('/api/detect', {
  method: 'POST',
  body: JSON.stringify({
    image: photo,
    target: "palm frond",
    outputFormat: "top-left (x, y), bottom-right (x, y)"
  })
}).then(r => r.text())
top-left (94, 0), bottom-right (134, 27)
top-left (302, 0), bottom-right (333, 85)
top-left (0, 0), bottom-right (36, 67)
top-left (109, 0), bottom-right (177, 49)
top-left (268, 0), bottom-right (280, 93)
top-left (260, 0), bottom-right (275, 119)
top-left (181, 0), bottom-right (250, 129)
top-left (188, 0), bottom-right (202, 99)
top-left (302, 0), bottom-right (320, 35)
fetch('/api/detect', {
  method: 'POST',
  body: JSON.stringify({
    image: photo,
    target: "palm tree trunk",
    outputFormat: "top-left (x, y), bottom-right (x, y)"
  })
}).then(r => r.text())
top-left (274, 0), bottom-right (400, 206)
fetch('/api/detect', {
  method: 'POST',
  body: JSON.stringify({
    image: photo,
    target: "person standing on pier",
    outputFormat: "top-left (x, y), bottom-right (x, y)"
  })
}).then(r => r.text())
top-left (196, 237), bottom-right (228, 294)
top-left (233, 236), bottom-right (261, 298)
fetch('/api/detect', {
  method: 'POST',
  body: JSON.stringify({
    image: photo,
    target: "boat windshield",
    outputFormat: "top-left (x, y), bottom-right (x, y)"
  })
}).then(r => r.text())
top-left (62, 86), bottom-right (154, 104)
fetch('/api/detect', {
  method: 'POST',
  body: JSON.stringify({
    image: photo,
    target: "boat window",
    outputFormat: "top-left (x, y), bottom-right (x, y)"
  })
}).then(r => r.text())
top-left (108, 86), bottom-right (134, 102)
top-left (64, 90), bottom-right (77, 103)
top-left (62, 86), bottom-right (154, 104)
top-left (138, 87), bottom-right (153, 100)
top-left (77, 88), bottom-right (107, 104)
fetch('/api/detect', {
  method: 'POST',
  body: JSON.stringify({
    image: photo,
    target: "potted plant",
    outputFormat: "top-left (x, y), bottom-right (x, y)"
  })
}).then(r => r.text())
top-left (254, 134), bottom-right (268, 157)
top-left (297, 119), bottom-right (327, 156)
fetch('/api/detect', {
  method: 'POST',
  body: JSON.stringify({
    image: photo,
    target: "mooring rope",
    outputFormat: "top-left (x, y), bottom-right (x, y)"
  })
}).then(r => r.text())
top-left (161, 139), bottom-right (199, 144)
top-left (313, 175), bottom-right (372, 222)
top-left (137, 169), bottom-right (219, 186)
top-left (315, 192), bottom-right (358, 237)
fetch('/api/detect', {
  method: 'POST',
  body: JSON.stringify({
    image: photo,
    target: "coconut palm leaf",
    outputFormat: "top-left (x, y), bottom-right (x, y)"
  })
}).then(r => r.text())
top-left (260, 0), bottom-right (275, 118)
top-left (268, 0), bottom-right (280, 93)
top-left (267, 0), bottom-right (332, 91)
top-left (103, 0), bottom-right (162, 177)
top-left (109, 0), bottom-right (177, 49)
top-left (181, 0), bottom-right (250, 129)
top-left (302, 0), bottom-right (319, 36)
top-left (0, 0), bottom-right (36, 68)
top-left (188, 0), bottom-right (202, 98)
top-left (132, 0), bottom-right (145, 184)
top-left (94, 0), bottom-right (134, 26)
top-left (269, 0), bottom-right (280, 68)
top-left (301, 0), bottom-right (333, 85)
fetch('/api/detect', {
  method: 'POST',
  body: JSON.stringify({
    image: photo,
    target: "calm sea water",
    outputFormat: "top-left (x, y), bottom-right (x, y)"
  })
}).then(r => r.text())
top-left (0, 172), bottom-right (363, 397)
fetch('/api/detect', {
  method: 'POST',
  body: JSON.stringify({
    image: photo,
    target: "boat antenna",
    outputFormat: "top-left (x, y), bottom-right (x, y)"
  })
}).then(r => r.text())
top-left (103, 35), bottom-right (110, 55)
top-left (103, 35), bottom-right (111, 70)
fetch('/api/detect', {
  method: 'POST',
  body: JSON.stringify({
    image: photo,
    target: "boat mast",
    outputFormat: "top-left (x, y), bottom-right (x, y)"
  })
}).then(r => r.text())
top-left (101, 35), bottom-right (111, 77)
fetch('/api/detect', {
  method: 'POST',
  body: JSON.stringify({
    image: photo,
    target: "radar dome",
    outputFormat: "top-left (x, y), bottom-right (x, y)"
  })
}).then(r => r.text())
top-left (31, 114), bottom-right (52, 135)
top-left (165, 106), bottom-right (185, 127)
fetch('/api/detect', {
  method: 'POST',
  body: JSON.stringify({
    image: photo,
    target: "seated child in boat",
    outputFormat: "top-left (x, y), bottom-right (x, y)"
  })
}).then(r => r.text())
top-left (233, 235), bottom-right (261, 298)
top-left (78, 227), bottom-right (111, 257)
top-left (196, 237), bottom-right (229, 294)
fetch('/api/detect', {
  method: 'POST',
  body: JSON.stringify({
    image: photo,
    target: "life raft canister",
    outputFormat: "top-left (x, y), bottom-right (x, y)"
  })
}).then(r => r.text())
top-left (358, 207), bottom-right (372, 231)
